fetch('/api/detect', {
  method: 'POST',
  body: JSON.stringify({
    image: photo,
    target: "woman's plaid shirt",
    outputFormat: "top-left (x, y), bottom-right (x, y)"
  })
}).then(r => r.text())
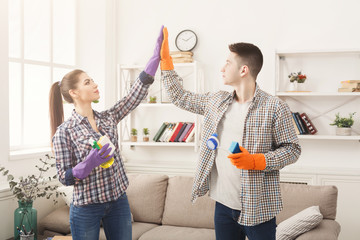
top-left (162, 70), bottom-right (301, 226)
top-left (52, 72), bottom-right (152, 206)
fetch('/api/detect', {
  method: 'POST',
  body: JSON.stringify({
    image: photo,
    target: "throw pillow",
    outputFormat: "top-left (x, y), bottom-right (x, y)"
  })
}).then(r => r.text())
top-left (276, 205), bottom-right (323, 240)
top-left (57, 185), bottom-right (73, 206)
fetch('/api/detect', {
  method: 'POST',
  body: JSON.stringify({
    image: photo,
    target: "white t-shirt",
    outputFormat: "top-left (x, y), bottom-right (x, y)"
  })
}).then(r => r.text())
top-left (209, 100), bottom-right (251, 210)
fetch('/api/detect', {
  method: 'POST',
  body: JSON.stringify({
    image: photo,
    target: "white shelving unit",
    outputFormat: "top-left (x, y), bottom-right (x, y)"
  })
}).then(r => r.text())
top-left (275, 49), bottom-right (360, 141)
top-left (117, 62), bottom-right (203, 151)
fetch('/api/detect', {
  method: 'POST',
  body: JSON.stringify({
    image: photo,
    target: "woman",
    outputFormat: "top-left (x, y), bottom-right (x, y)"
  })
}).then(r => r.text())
top-left (49, 26), bottom-right (163, 240)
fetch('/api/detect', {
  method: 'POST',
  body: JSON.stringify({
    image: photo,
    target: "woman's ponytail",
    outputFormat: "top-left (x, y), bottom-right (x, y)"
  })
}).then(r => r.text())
top-left (49, 81), bottom-right (64, 141)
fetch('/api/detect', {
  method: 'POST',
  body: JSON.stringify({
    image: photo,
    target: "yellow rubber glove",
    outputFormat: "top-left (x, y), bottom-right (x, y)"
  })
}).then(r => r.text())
top-left (227, 146), bottom-right (266, 170)
top-left (160, 27), bottom-right (174, 70)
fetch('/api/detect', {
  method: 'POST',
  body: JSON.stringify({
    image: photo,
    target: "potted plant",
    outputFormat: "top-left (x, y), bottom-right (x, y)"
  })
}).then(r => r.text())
top-left (149, 96), bottom-right (157, 103)
top-left (143, 128), bottom-right (150, 142)
top-left (0, 154), bottom-right (63, 240)
top-left (131, 128), bottom-right (138, 142)
top-left (288, 71), bottom-right (307, 91)
top-left (330, 112), bottom-right (356, 136)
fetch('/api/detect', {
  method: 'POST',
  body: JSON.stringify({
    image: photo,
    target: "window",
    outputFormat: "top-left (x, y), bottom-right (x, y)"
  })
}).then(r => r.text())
top-left (9, 0), bottom-right (77, 150)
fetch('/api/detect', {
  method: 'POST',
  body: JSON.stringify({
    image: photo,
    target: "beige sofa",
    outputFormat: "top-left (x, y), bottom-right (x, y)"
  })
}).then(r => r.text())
top-left (39, 174), bottom-right (341, 239)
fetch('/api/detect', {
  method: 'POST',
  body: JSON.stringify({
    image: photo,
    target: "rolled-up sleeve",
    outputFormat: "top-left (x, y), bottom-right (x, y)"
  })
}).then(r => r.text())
top-left (52, 128), bottom-right (75, 186)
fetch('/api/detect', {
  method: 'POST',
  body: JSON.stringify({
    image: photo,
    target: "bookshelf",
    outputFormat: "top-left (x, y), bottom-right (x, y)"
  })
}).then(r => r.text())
top-left (275, 50), bottom-right (360, 141)
top-left (117, 62), bottom-right (203, 151)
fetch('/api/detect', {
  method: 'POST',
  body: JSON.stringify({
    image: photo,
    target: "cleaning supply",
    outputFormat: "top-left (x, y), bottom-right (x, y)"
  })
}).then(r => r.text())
top-left (72, 143), bottom-right (113, 179)
top-left (206, 133), bottom-right (241, 154)
top-left (90, 135), bottom-right (115, 168)
top-left (227, 146), bottom-right (266, 170)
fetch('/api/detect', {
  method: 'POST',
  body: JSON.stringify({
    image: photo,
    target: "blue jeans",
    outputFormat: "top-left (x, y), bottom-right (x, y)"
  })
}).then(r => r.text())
top-left (214, 202), bottom-right (276, 240)
top-left (70, 193), bottom-right (132, 240)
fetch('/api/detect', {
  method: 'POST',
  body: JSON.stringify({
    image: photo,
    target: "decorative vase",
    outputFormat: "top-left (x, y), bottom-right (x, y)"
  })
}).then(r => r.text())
top-left (297, 82), bottom-right (306, 91)
top-left (130, 136), bottom-right (137, 142)
top-left (14, 200), bottom-right (37, 240)
top-left (288, 82), bottom-right (297, 91)
top-left (336, 127), bottom-right (351, 136)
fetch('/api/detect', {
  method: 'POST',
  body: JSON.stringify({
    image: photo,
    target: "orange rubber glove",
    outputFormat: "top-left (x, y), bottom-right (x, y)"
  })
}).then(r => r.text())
top-left (227, 146), bottom-right (266, 170)
top-left (160, 27), bottom-right (174, 70)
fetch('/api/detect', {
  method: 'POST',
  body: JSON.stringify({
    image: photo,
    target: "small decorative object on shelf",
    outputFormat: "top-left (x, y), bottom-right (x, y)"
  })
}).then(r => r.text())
top-left (288, 71), bottom-right (307, 91)
top-left (330, 112), bottom-right (356, 136)
top-left (143, 128), bottom-right (150, 142)
top-left (149, 96), bottom-right (157, 103)
top-left (0, 154), bottom-right (63, 240)
top-left (131, 128), bottom-right (138, 142)
top-left (338, 80), bottom-right (360, 92)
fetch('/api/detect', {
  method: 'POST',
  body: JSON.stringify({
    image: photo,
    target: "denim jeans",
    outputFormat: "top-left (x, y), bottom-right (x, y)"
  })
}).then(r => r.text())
top-left (214, 202), bottom-right (276, 240)
top-left (70, 193), bottom-right (132, 240)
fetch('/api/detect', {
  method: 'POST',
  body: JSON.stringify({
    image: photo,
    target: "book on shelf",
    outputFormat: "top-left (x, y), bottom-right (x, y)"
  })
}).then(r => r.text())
top-left (184, 125), bottom-right (195, 142)
top-left (291, 116), bottom-right (300, 135)
top-left (300, 113), bottom-right (318, 135)
top-left (169, 122), bottom-right (184, 142)
top-left (153, 122), bottom-right (169, 142)
top-left (292, 112), bottom-right (318, 135)
top-left (170, 51), bottom-right (194, 63)
top-left (174, 122), bottom-right (188, 142)
top-left (178, 123), bottom-right (193, 142)
top-left (338, 88), bottom-right (355, 92)
top-left (159, 123), bottom-right (175, 142)
top-left (154, 122), bottom-right (194, 143)
top-left (172, 57), bottom-right (193, 63)
top-left (183, 123), bottom-right (195, 142)
top-left (170, 51), bottom-right (193, 57)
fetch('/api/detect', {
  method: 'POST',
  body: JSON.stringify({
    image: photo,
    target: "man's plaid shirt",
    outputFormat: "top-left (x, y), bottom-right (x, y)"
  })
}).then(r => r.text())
top-left (162, 70), bottom-right (301, 226)
top-left (52, 72), bottom-right (153, 206)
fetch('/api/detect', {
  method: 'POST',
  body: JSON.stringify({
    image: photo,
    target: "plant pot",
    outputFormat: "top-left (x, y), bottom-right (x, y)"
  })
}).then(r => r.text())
top-left (130, 136), bottom-right (137, 142)
top-left (336, 127), bottom-right (351, 136)
top-left (14, 200), bottom-right (37, 240)
top-left (288, 82), bottom-right (297, 91)
top-left (297, 82), bottom-right (306, 91)
top-left (143, 136), bottom-right (149, 142)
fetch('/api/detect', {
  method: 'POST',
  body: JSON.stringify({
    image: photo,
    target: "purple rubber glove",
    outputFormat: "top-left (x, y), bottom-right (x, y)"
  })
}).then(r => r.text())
top-left (72, 143), bottom-right (114, 180)
top-left (144, 25), bottom-right (164, 77)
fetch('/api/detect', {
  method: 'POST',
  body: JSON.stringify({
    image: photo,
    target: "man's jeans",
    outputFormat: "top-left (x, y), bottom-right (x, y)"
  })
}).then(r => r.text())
top-left (214, 202), bottom-right (276, 240)
top-left (70, 193), bottom-right (132, 240)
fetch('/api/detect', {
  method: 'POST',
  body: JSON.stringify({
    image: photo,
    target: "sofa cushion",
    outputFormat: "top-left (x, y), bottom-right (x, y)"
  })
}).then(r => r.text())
top-left (38, 205), bottom-right (71, 235)
top-left (277, 183), bottom-right (338, 224)
top-left (127, 174), bottom-right (169, 224)
top-left (132, 222), bottom-right (159, 240)
top-left (138, 225), bottom-right (215, 240)
top-left (162, 176), bottom-right (215, 229)
top-left (296, 219), bottom-right (341, 240)
top-left (276, 206), bottom-right (323, 240)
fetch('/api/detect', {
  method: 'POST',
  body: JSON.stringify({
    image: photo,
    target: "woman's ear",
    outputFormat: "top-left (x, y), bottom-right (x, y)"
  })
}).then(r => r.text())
top-left (69, 89), bottom-right (78, 100)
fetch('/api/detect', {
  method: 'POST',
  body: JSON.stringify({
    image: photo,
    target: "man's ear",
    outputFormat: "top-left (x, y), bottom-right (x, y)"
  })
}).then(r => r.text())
top-left (239, 65), bottom-right (249, 77)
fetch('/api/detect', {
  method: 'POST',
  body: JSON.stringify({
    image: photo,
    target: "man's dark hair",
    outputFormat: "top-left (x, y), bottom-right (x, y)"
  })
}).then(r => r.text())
top-left (228, 42), bottom-right (263, 79)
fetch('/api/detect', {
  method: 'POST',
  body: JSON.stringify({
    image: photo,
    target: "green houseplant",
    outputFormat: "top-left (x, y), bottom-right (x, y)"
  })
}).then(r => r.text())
top-left (330, 112), bottom-right (356, 136)
top-left (131, 128), bottom-right (138, 142)
top-left (149, 96), bottom-right (157, 103)
top-left (0, 154), bottom-right (63, 240)
top-left (143, 128), bottom-right (150, 142)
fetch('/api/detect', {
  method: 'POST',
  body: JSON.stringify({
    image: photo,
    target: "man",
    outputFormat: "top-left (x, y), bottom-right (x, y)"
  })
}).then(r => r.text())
top-left (160, 27), bottom-right (301, 240)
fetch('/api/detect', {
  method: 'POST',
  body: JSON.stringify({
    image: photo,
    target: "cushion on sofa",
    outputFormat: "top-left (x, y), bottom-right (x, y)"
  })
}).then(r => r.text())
top-left (277, 183), bottom-right (338, 224)
top-left (138, 225), bottom-right (215, 240)
top-left (276, 206), bottom-right (323, 240)
top-left (126, 174), bottom-right (169, 224)
top-left (132, 222), bottom-right (160, 240)
top-left (162, 176), bottom-right (215, 229)
top-left (295, 219), bottom-right (341, 240)
top-left (38, 205), bottom-right (71, 235)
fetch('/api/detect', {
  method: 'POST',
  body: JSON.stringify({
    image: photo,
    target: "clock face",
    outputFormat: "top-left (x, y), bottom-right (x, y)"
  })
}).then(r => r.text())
top-left (175, 30), bottom-right (197, 52)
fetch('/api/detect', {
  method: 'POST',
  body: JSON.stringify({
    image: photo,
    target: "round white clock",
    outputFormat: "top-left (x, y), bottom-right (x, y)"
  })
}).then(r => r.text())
top-left (175, 30), bottom-right (198, 52)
